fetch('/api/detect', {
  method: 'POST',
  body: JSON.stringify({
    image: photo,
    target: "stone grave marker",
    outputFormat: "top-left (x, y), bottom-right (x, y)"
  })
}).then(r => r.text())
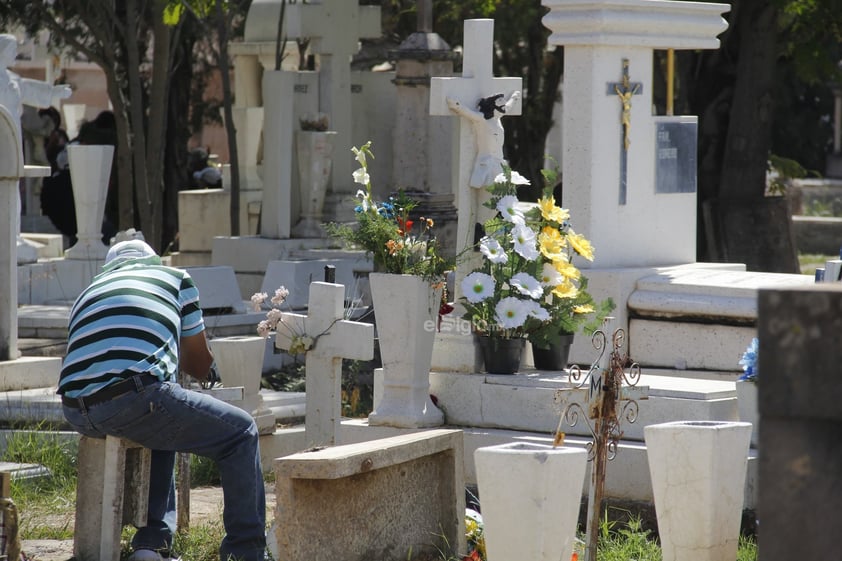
top-left (756, 284), bottom-right (842, 560)
top-left (273, 281), bottom-right (374, 447)
top-left (430, 18), bottom-right (522, 292)
top-left (260, 258), bottom-right (371, 310)
top-left (273, 429), bottom-right (465, 561)
top-left (186, 266), bottom-right (247, 314)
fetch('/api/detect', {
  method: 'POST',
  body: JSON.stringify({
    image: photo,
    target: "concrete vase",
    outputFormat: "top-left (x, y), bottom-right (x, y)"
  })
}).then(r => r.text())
top-left (208, 335), bottom-right (275, 434)
top-left (65, 144), bottom-right (113, 260)
top-left (644, 420), bottom-right (752, 561)
top-left (292, 130), bottom-right (336, 238)
top-left (474, 442), bottom-right (587, 561)
top-left (368, 272), bottom-right (444, 427)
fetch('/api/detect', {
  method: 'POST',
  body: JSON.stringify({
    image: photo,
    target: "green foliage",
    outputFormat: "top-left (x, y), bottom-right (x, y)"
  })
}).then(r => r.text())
top-left (189, 454), bottom-right (221, 487)
top-left (2, 430), bottom-right (78, 540)
top-left (326, 142), bottom-right (454, 281)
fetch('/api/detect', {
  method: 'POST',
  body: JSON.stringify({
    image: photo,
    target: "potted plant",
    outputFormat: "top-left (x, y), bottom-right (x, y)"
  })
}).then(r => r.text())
top-left (326, 142), bottom-right (453, 427)
top-left (459, 167), bottom-right (612, 373)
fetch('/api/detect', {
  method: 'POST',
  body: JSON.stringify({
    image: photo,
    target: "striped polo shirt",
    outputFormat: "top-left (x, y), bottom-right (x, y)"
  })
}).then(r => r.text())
top-left (58, 262), bottom-right (205, 398)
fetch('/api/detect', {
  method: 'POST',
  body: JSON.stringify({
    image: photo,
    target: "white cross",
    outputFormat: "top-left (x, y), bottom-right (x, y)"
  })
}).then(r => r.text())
top-left (0, 105), bottom-right (21, 360)
top-left (430, 19), bottom-right (522, 292)
top-left (274, 282), bottom-right (374, 447)
top-left (283, 0), bottom-right (381, 189)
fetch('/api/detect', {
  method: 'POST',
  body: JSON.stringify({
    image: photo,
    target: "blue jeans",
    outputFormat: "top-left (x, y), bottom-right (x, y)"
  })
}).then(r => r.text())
top-left (63, 379), bottom-right (266, 561)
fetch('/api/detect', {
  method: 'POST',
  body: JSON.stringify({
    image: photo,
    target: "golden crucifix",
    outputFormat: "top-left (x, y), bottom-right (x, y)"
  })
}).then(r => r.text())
top-left (614, 59), bottom-right (641, 151)
top-left (607, 58), bottom-right (642, 205)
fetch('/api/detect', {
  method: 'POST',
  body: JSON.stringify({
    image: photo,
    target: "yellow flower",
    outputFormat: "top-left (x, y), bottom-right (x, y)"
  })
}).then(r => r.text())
top-left (573, 304), bottom-right (594, 314)
top-left (538, 196), bottom-right (570, 223)
top-left (568, 230), bottom-right (594, 261)
top-left (552, 279), bottom-right (579, 299)
top-left (539, 226), bottom-right (567, 261)
top-left (553, 260), bottom-right (581, 280)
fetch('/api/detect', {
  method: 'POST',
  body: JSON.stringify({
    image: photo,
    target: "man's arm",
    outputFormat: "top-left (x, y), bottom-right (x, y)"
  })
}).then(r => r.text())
top-left (180, 330), bottom-right (214, 381)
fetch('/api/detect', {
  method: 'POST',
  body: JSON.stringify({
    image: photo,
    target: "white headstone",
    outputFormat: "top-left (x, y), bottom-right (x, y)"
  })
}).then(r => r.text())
top-left (274, 282), bottom-right (374, 447)
top-left (430, 19), bottom-right (522, 292)
top-left (542, 0), bottom-right (730, 267)
top-left (261, 258), bottom-right (370, 310)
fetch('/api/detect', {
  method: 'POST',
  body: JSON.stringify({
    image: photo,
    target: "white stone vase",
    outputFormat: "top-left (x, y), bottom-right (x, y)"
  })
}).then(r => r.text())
top-left (208, 335), bottom-right (275, 435)
top-left (644, 420), bottom-right (752, 561)
top-left (292, 130), bottom-right (336, 238)
top-left (65, 144), bottom-right (113, 260)
top-left (735, 380), bottom-right (758, 448)
top-left (368, 272), bottom-right (444, 427)
top-left (474, 442), bottom-right (587, 561)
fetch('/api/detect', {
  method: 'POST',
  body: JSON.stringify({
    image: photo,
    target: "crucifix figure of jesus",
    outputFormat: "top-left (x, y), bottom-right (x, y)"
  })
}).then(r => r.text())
top-left (607, 58), bottom-right (642, 205)
top-left (446, 91), bottom-right (521, 189)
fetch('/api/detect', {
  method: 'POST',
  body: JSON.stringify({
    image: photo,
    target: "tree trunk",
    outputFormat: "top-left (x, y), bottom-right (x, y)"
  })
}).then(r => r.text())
top-left (705, 2), bottom-right (799, 273)
top-left (145, 0), bottom-right (173, 250)
top-left (216, 0), bottom-right (241, 236)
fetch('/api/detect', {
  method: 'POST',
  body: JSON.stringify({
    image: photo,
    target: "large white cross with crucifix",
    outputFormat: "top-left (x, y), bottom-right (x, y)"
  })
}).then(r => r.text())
top-left (430, 19), bottom-right (522, 292)
top-left (283, 0), bottom-right (381, 190)
top-left (274, 282), bottom-right (374, 447)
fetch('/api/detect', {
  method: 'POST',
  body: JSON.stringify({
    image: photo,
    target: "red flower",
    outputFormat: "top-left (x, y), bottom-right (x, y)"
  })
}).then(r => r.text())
top-left (462, 551), bottom-right (481, 561)
top-left (397, 217), bottom-right (414, 235)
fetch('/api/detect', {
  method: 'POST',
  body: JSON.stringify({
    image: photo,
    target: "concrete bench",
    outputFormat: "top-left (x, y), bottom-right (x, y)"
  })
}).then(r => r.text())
top-left (74, 435), bottom-right (150, 561)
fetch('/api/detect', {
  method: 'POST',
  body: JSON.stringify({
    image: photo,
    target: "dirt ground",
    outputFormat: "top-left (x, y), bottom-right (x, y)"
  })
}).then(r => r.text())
top-left (20, 485), bottom-right (275, 561)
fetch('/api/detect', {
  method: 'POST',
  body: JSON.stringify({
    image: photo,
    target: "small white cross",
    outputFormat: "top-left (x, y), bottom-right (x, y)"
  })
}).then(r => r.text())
top-left (274, 282), bottom-right (374, 447)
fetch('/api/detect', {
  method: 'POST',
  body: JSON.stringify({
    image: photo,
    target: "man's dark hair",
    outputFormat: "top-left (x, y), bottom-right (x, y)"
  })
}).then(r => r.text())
top-left (477, 93), bottom-right (506, 120)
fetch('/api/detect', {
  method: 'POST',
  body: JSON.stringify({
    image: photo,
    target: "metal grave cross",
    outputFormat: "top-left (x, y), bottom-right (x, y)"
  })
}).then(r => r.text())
top-left (606, 59), bottom-right (642, 206)
top-left (553, 324), bottom-right (649, 561)
top-left (274, 281), bottom-right (374, 448)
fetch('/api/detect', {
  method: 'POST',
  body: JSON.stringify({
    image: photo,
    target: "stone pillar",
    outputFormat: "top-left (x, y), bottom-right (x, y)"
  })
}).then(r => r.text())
top-left (757, 285), bottom-right (842, 560)
top-left (391, 16), bottom-right (458, 257)
top-left (0, 106), bottom-right (21, 361)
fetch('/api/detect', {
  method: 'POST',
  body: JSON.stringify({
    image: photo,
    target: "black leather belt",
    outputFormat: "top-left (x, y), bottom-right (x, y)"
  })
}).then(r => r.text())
top-left (61, 375), bottom-right (160, 409)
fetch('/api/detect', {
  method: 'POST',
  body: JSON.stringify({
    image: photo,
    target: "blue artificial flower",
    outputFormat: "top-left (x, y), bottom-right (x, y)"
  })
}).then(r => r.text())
top-left (378, 201), bottom-right (395, 218)
top-left (738, 337), bottom-right (758, 382)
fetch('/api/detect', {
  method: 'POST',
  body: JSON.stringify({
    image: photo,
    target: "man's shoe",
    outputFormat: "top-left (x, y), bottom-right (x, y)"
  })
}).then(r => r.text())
top-left (127, 549), bottom-right (181, 561)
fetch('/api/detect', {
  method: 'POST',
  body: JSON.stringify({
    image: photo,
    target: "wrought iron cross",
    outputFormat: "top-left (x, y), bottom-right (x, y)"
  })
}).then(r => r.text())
top-left (606, 59), bottom-right (642, 205)
top-left (553, 324), bottom-right (649, 561)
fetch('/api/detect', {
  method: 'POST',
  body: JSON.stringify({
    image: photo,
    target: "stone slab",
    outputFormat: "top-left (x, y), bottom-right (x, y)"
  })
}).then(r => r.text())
top-left (629, 319), bottom-right (756, 371)
top-left (630, 266), bottom-right (813, 320)
top-left (0, 356), bottom-right (61, 391)
top-left (18, 257), bottom-right (104, 306)
top-left (274, 429), bottom-right (465, 561)
top-left (0, 461), bottom-right (51, 481)
top-left (426, 370), bottom-right (738, 442)
top-left (186, 266), bottom-right (247, 313)
top-left (260, 258), bottom-right (371, 310)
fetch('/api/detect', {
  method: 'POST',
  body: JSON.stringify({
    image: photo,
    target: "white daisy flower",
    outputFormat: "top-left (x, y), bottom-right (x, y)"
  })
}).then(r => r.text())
top-left (480, 237), bottom-right (508, 264)
top-left (509, 272), bottom-right (544, 299)
top-left (495, 297), bottom-right (531, 329)
top-left (496, 195), bottom-right (524, 224)
top-left (508, 170), bottom-right (531, 185)
top-left (511, 223), bottom-right (540, 261)
top-left (539, 262), bottom-right (564, 287)
top-left (525, 300), bottom-right (550, 321)
top-left (461, 272), bottom-right (495, 304)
